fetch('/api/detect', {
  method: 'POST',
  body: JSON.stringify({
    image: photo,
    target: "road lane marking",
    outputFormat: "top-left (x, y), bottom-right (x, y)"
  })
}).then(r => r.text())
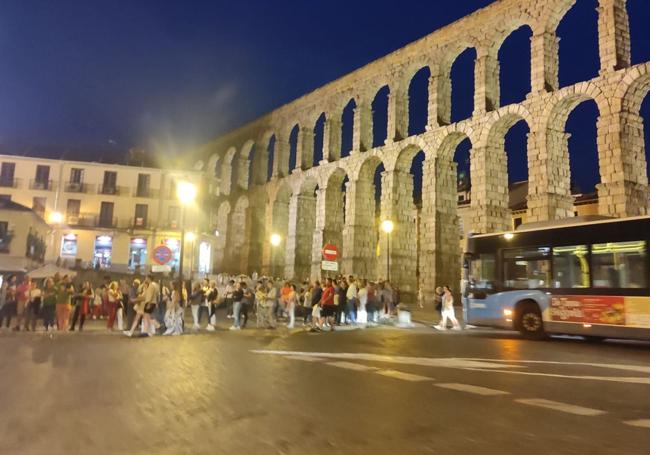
top-left (327, 361), bottom-right (378, 372)
top-left (623, 419), bottom-right (650, 429)
top-left (464, 367), bottom-right (650, 385)
top-left (459, 358), bottom-right (650, 375)
top-left (434, 383), bottom-right (510, 396)
top-left (516, 399), bottom-right (606, 416)
top-left (284, 355), bottom-right (324, 362)
top-left (375, 370), bottom-right (433, 382)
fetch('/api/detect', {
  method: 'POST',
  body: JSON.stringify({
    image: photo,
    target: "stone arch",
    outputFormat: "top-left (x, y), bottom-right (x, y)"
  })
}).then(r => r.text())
top-left (228, 195), bottom-right (250, 273)
top-left (494, 24), bottom-right (534, 106)
top-left (313, 112), bottom-right (326, 166)
top-left (340, 98), bottom-right (356, 157)
top-left (372, 85), bottom-right (390, 148)
top-left (407, 66), bottom-right (432, 136)
top-left (264, 133), bottom-right (277, 181)
top-left (289, 176), bottom-right (319, 280)
top-left (237, 140), bottom-right (256, 190)
top-left (214, 200), bottom-right (231, 271)
top-left (207, 153), bottom-right (220, 179)
top-left (288, 124), bottom-right (300, 171)
top-left (220, 147), bottom-right (237, 195)
top-left (436, 40), bottom-right (479, 125)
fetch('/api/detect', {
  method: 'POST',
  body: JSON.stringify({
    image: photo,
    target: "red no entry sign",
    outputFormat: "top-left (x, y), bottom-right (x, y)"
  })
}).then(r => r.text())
top-left (322, 244), bottom-right (339, 261)
top-left (152, 245), bottom-right (173, 265)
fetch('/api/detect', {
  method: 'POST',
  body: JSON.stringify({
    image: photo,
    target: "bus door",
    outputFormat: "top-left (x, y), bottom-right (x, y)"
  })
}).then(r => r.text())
top-left (464, 253), bottom-right (500, 325)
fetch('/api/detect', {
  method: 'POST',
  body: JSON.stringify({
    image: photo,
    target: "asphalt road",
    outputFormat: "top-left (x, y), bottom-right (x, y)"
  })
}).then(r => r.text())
top-left (0, 320), bottom-right (649, 455)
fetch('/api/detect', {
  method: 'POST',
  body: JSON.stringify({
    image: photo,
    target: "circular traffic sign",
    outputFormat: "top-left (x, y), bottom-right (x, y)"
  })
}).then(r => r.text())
top-left (322, 243), bottom-right (339, 261)
top-left (152, 245), bottom-right (173, 265)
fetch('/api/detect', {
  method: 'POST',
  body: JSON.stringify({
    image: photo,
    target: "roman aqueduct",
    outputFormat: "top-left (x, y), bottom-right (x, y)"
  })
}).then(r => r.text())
top-left (192, 0), bottom-right (650, 300)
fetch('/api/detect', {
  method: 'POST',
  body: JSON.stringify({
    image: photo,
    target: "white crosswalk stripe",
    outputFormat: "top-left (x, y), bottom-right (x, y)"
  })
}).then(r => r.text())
top-left (435, 383), bottom-right (510, 396)
top-left (328, 361), bottom-right (378, 372)
top-left (375, 369), bottom-right (433, 382)
top-left (284, 355), bottom-right (324, 362)
top-left (515, 399), bottom-right (606, 416)
top-left (623, 419), bottom-right (650, 429)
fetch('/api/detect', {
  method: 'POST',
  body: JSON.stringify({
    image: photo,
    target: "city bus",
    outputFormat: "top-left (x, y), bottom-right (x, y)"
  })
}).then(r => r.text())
top-left (462, 216), bottom-right (650, 341)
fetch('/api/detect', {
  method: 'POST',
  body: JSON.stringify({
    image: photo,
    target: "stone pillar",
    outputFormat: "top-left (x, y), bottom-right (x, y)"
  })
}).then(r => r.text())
top-left (419, 158), bottom-right (461, 300)
top-left (283, 194), bottom-right (299, 279)
top-left (387, 86), bottom-right (409, 142)
top-left (526, 129), bottom-right (574, 222)
top-left (470, 146), bottom-right (510, 233)
top-left (273, 134), bottom-right (289, 178)
top-left (353, 99), bottom-right (373, 153)
top-left (295, 127), bottom-right (314, 170)
top-left (247, 190), bottom-right (266, 274)
top-left (342, 179), bottom-right (377, 278)
top-left (598, 0), bottom-right (631, 73)
top-left (236, 156), bottom-right (249, 190)
top-left (378, 169), bottom-right (418, 295)
top-left (597, 112), bottom-right (649, 216)
top-left (427, 73), bottom-right (441, 129)
top-left (530, 31), bottom-right (559, 93)
top-left (261, 198), bottom-right (274, 275)
top-left (311, 188), bottom-right (327, 281)
top-left (323, 117), bottom-right (341, 162)
top-left (474, 51), bottom-right (500, 115)
top-left (293, 194), bottom-right (317, 280)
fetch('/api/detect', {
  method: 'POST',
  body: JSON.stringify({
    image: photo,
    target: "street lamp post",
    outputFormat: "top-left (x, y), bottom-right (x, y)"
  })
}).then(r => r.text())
top-left (381, 220), bottom-right (394, 283)
top-left (176, 181), bottom-right (197, 295)
top-left (270, 233), bottom-right (281, 278)
top-left (186, 231), bottom-right (196, 280)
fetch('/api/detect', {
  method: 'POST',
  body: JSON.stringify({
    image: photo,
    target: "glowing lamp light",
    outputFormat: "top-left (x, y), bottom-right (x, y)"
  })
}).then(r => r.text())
top-left (381, 220), bottom-right (394, 234)
top-left (49, 212), bottom-right (64, 224)
top-left (185, 232), bottom-right (197, 242)
top-left (270, 233), bottom-right (282, 247)
top-left (503, 232), bottom-right (515, 240)
top-left (176, 181), bottom-right (197, 205)
top-left (214, 230), bottom-right (220, 237)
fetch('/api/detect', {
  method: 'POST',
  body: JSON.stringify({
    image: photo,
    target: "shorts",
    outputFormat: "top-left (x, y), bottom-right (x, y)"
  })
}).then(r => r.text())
top-left (16, 300), bottom-right (27, 316)
top-left (321, 305), bottom-right (336, 317)
top-left (144, 303), bottom-right (156, 314)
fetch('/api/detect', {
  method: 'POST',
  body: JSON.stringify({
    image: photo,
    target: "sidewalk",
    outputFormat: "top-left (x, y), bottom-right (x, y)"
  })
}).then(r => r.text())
top-left (402, 301), bottom-right (466, 326)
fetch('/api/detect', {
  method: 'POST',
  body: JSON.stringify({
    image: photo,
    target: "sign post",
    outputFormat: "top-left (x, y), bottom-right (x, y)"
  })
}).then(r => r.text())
top-left (152, 244), bottom-right (173, 273)
top-left (321, 243), bottom-right (339, 273)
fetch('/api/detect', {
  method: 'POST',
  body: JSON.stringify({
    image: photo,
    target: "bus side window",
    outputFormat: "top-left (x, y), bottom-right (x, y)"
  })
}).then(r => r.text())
top-left (552, 245), bottom-right (589, 288)
top-left (591, 241), bottom-right (647, 289)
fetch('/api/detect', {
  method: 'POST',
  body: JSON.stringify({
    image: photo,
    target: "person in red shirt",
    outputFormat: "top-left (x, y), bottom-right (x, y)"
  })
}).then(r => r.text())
top-left (13, 276), bottom-right (31, 331)
top-left (319, 278), bottom-right (336, 330)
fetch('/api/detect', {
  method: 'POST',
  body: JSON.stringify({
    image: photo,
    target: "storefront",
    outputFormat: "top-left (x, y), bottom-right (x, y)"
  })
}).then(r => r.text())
top-left (94, 235), bottom-right (113, 269)
top-left (60, 233), bottom-right (78, 259)
top-left (164, 238), bottom-right (181, 270)
top-left (199, 241), bottom-right (211, 274)
top-left (128, 237), bottom-right (147, 272)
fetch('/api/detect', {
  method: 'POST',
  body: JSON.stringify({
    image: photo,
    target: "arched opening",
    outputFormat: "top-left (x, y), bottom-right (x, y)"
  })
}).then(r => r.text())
top-left (643, 94), bottom-right (650, 181)
top-left (271, 184), bottom-right (291, 278)
top-left (566, 100), bottom-right (600, 195)
top-left (408, 67), bottom-right (431, 136)
top-left (372, 86), bottom-right (390, 148)
top-left (557, 0), bottom-right (599, 88)
top-left (246, 143), bottom-right (261, 188)
top-left (450, 47), bottom-right (477, 123)
top-left (294, 179), bottom-right (318, 280)
top-left (288, 124), bottom-right (299, 172)
top-left (628, 0), bottom-right (650, 65)
top-left (341, 98), bottom-right (355, 157)
top-left (454, 138), bottom-right (472, 202)
top-left (410, 151), bottom-right (425, 205)
top-left (498, 25), bottom-right (533, 106)
top-left (505, 120), bottom-right (530, 186)
top-left (313, 113), bottom-right (326, 166)
top-left (266, 134), bottom-right (276, 181)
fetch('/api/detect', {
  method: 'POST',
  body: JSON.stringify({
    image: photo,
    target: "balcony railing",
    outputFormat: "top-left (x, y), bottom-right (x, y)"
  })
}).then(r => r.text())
top-left (96, 216), bottom-right (117, 228)
top-left (66, 214), bottom-right (95, 227)
top-left (130, 217), bottom-right (149, 229)
top-left (98, 184), bottom-right (119, 195)
top-left (0, 178), bottom-right (18, 188)
top-left (29, 179), bottom-right (53, 191)
top-left (64, 181), bottom-right (86, 193)
top-left (133, 188), bottom-right (160, 199)
top-left (161, 219), bottom-right (180, 230)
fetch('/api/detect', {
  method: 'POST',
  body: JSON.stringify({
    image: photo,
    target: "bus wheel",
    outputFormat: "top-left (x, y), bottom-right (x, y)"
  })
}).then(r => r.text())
top-left (517, 302), bottom-right (545, 340)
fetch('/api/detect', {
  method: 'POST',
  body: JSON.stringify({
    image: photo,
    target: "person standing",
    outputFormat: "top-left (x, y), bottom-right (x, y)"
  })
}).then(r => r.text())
top-left (435, 285), bottom-right (461, 331)
top-left (0, 275), bottom-right (17, 329)
top-left (55, 276), bottom-right (74, 331)
top-left (13, 276), bottom-right (31, 331)
top-left (70, 281), bottom-right (93, 331)
top-left (189, 281), bottom-right (203, 331)
top-left (163, 281), bottom-right (184, 336)
top-left (41, 278), bottom-right (57, 331)
top-left (345, 276), bottom-right (358, 325)
top-left (433, 286), bottom-right (444, 324)
top-left (319, 278), bottom-right (336, 330)
top-left (229, 282), bottom-right (244, 331)
top-left (106, 281), bottom-right (121, 331)
top-left (24, 280), bottom-right (42, 331)
top-left (284, 283), bottom-right (298, 329)
top-left (357, 279), bottom-right (368, 324)
top-left (206, 281), bottom-right (219, 331)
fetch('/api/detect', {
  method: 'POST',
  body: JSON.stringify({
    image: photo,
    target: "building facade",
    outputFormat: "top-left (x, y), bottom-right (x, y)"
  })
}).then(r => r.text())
top-left (0, 200), bottom-right (49, 273)
top-left (0, 154), bottom-right (217, 276)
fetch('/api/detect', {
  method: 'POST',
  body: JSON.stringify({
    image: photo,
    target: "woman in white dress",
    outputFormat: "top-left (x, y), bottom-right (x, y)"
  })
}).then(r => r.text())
top-left (356, 279), bottom-right (368, 324)
top-left (436, 285), bottom-right (461, 330)
top-left (163, 281), bottom-right (184, 336)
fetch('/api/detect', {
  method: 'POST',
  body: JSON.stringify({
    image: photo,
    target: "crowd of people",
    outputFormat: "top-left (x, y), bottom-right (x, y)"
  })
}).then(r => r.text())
top-left (0, 271), bottom-right (462, 336)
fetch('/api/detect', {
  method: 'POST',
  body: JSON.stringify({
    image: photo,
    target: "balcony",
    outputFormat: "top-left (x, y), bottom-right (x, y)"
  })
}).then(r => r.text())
top-left (96, 216), bottom-right (117, 228)
top-left (64, 181), bottom-right (87, 193)
top-left (66, 214), bottom-right (96, 227)
top-left (130, 217), bottom-right (149, 229)
top-left (0, 231), bottom-right (13, 253)
top-left (133, 188), bottom-right (159, 199)
top-left (29, 179), bottom-right (53, 191)
top-left (161, 219), bottom-right (180, 230)
top-left (98, 185), bottom-right (129, 196)
top-left (0, 178), bottom-right (18, 188)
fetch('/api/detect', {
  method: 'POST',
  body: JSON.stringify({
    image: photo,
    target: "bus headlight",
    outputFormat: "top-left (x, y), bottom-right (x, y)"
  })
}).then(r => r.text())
top-left (503, 309), bottom-right (513, 317)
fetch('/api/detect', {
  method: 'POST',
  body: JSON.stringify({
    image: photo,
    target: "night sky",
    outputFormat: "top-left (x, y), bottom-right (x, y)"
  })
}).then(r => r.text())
top-left (1, 0), bottom-right (649, 194)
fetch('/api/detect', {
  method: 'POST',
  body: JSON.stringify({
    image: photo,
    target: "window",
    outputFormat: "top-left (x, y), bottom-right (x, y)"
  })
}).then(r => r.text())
top-left (513, 217), bottom-right (523, 229)
top-left (592, 241), bottom-right (647, 289)
top-left (66, 199), bottom-right (81, 218)
top-left (469, 254), bottom-right (496, 290)
top-left (99, 202), bottom-right (114, 227)
top-left (0, 162), bottom-right (15, 187)
top-left (34, 165), bottom-right (50, 188)
top-left (134, 204), bottom-right (148, 227)
top-left (32, 197), bottom-right (46, 218)
top-left (102, 171), bottom-right (117, 194)
top-left (136, 174), bottom-right (150, 197)
top-left (553, 245), bottom-right (589, 288)
top-left (70, 168), bottom-right (84, 184)
top-left (503, 247), bottom-right (551, 289)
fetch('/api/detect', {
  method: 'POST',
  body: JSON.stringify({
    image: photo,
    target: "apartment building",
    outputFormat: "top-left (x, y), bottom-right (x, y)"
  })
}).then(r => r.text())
top-left (0, 154), bottom-right (216, 275)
